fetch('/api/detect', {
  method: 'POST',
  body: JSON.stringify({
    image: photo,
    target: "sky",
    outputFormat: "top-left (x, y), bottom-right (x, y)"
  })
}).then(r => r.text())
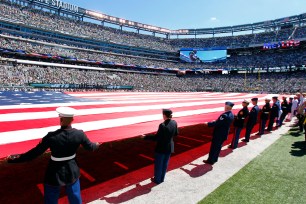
top-left (63, 0), bottom-right (306, 30)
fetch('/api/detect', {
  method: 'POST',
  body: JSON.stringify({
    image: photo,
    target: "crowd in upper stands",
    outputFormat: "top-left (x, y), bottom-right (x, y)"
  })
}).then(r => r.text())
top-left (0, 0), bottom-right (176, 51)
top-left (1, 0), bottom-right (306, 52)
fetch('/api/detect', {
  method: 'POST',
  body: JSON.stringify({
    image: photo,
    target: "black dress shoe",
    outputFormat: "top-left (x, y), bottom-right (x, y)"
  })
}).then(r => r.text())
top-left (203, 159), bottom-right (214, 165)
top-left (150, 177), bottom-right (161, 185)
top-left (241, 139), bottom-right (249, 143)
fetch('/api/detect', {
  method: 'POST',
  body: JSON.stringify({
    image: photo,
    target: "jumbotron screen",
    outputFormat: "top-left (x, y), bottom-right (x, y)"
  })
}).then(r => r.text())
top-left (180, 48), bottom-right (227, 63)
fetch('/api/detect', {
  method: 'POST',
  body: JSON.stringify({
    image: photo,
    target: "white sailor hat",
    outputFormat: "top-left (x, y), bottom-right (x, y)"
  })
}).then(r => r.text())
top-left (56, 107), bottom-right (76, 117)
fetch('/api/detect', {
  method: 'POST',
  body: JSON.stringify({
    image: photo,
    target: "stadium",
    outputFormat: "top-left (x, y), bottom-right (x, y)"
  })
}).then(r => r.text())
top-left (0, 0), bottom-right (305, 203)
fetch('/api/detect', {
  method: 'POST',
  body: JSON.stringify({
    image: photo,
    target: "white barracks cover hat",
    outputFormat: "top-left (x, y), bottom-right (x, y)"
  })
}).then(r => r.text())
top-left (56, 107), bottom-right (76, 117)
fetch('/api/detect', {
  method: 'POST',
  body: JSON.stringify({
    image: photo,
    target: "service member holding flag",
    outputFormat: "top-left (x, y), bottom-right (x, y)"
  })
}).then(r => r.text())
top-left (243, 98), bottom-right (260, 142)
top-left (7, 107), bottom-right (100, 204)
top-left (203, 101), bottom-right (234, 165)
top-left (230, 100), bottom-right (249, 149)
top-left (143, 109), bottom-right (178, 184)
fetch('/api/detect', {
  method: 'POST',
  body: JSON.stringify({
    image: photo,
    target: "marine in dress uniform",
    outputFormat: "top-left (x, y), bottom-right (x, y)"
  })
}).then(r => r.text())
top-left (243, 98), bottom-right (260, 142)
top-left (297, 93), bottom-right (306, 132)
top-left (203, 101), bottom-right (234, 165)
top-left (297, 101), bottom-right (306, 132)
top-left (286, 97), bottom-right (293, 121)
top-left (259, 98), bottom-right (271, 135)
top-left (267, 96), bottom-right (281, 131)
top-left (279, 96), bottom-right (289, 127)
top-left (230, 100), bottom-right (249, 149)
top-left (7, 107), bottom-right (100, 204)
top-left (144, 109), bottom-right (178, 184)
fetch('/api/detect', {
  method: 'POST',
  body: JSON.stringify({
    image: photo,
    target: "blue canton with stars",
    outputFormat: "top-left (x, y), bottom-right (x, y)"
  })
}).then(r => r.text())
top-left (0, 91), bottom-right (99, 105)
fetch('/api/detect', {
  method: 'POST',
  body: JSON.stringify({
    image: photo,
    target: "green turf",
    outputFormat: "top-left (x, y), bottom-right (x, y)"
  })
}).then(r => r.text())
top-left (199, 127), bottom-right (306, 204)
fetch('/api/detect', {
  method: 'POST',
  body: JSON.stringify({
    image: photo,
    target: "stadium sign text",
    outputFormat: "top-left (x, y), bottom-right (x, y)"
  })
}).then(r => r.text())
top-left (35, 0), bottom-right (79, 12)
top-left (263, 40), bottom-right (300, 50)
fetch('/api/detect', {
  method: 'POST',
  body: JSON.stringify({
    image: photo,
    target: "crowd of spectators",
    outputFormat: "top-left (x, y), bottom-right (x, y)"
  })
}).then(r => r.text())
top-left (169, 26), bottom-right (306, 48)
top-left (0, 62), bottom-right (305, 93)
top-left (0, 0), bottom-right (176, 51)
top-left (1, 0), bottom-right (306, 52)
top-left (1, 35), bottom-right (305, 70)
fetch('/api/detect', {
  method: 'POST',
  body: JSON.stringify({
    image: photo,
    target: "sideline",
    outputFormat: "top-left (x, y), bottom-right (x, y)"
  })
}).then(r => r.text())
top-left (90, 121), bottom-right (294, 204)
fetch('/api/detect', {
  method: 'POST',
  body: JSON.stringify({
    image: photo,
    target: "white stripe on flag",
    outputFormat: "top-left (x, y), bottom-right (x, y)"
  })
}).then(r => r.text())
top-left (0, 101), bottom-right (268, 145)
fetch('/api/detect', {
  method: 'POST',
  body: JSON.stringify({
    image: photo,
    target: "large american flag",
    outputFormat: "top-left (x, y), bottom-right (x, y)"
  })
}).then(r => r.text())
top-left (0, 91), bottom-right (274, 158)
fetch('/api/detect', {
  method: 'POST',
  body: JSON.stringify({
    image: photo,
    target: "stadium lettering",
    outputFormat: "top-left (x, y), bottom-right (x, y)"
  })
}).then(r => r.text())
top-left (43, 0), bottom-right (79, 12)
top-left (263, 40), bottom-right (300, 50)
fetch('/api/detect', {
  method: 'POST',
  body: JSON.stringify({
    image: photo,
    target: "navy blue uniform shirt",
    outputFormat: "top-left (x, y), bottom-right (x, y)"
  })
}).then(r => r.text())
top-left (208, 110), bottom-right (234, 141)
top-left (145, 119), bottom-right (178, 154)
top-left (248, 105), bottom-right (260, 124)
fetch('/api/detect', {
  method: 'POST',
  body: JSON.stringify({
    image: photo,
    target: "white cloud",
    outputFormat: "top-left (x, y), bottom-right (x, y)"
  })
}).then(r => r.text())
top-left (210, 17), bottom-right (217, 21)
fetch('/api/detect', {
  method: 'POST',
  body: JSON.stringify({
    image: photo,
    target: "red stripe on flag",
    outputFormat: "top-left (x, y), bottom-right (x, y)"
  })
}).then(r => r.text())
top-left (80, 168), bottom-right (96, 182)
top-left (0, 103), bottom-right (221, 132)
top-left (114, 162), bottom-right (129, 170)
top-left (139, 154), bottom-right (154, 161)
top-left (176, 143), bottom-right (192, 148)
top-left (36, 184), bottom-right (44, 195)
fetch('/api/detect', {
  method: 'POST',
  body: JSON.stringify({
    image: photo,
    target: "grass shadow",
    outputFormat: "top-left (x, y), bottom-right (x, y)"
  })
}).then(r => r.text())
top-left (290, 141), bottom-right (306, 157)
top-left (289, 131), bottom-right (302, 137)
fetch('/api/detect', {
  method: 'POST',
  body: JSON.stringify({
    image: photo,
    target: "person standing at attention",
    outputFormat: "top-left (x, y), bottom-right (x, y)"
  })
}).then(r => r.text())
top-left (243, 98), bottom-right (260, 142)
top-left (259, 98), bottom-right (271, 135)
top-left (203, 101), bottom-right (234, 165)
top-left (267, 96), bottom-right (281, 132)
top-left (143, 109), bottom-right (178, 184)
top-left (229, 100), bottom-right (249, 149)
